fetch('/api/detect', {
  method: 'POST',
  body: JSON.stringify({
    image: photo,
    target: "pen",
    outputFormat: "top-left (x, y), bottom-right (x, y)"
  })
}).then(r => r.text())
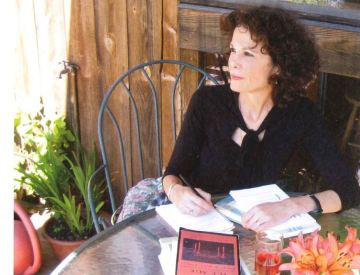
top-left (179, 174), bottom-right (204, 199)
top-left (178, 174), bottom-right (204, 199)
top-left (178, 174), bottom-right (233, 222)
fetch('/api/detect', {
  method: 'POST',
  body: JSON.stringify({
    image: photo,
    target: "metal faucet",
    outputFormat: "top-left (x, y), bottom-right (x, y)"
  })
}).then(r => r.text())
top-left (58, 61), bottom-right (80, 79)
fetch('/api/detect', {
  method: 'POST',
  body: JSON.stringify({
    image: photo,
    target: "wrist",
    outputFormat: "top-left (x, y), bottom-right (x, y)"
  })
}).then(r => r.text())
top-left (166, 182), bottom-right (177, 201)
top-left (285, 196), bottom-right (313, 215)
top-left (163, 177), bottom-right (179, 200)
top-left (308, 194), bottom-right (323, 213)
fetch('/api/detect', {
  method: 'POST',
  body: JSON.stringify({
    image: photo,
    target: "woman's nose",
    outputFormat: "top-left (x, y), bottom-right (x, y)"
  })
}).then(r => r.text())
top-left (229, 53), bottom-right (242, 68)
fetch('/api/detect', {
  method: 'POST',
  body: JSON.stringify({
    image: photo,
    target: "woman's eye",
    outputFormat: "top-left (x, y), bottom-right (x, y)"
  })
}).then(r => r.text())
top-left (244, 51), bottom-right (254, 57)
top-left (230, 47), bottom-right (236, 53)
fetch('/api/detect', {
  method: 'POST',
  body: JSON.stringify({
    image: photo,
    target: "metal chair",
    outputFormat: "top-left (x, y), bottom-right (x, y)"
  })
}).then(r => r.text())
top-left (88, 60), bottom-right (219, 233)
top-left (341, 89), bottom-right (360, 153)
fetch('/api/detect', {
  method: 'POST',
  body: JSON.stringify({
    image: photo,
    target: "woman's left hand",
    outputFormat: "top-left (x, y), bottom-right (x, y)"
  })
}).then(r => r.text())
top-left (241, 199), bottom-right (296, 232)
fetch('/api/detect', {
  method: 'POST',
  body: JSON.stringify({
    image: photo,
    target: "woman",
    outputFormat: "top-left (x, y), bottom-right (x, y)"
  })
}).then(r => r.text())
top-left (162, 6), bottom-right (360, 232)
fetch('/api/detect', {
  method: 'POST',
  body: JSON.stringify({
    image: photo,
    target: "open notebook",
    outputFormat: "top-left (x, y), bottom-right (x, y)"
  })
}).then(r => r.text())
top-left (156, 203), bottom-right (234, 234)
top-left (215, 184), bottom-right (321, 239)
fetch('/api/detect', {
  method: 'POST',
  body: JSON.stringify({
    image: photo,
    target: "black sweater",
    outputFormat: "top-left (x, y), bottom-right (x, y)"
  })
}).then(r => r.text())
top-left (164, 84), bottom-right (360, 210)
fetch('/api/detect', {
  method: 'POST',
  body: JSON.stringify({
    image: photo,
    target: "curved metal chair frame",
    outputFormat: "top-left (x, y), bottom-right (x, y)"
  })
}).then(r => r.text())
top-left (88, 60), bottom-right (219, 233)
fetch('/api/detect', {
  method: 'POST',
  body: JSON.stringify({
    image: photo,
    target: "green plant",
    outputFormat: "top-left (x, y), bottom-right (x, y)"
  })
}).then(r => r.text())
top-left (62, 144), bottom-right (105, 237)
top-left (14, 103), bottom-right (105, 240)
top-left (14, 102), bottom-right (74, 203)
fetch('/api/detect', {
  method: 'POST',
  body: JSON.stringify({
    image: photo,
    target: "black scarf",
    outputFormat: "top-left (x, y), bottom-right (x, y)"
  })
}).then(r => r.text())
top-left (232, 92), bottom-right (279, 182)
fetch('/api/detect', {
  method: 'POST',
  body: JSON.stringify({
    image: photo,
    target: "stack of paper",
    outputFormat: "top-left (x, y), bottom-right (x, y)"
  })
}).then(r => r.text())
top-left (215, 184), bottom-right (321, 239)
top-left (155, 203), bottom-right (234, 234)
top-left (158, 237), bottom-right (178, 275)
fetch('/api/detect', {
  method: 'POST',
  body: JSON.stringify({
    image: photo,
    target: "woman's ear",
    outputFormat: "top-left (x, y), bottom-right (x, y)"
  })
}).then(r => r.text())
top-left (272, 65), bottom-right (280, 75)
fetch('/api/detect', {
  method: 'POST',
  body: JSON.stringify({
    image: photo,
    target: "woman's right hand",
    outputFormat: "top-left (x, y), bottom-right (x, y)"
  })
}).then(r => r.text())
top-left (163, 175), bottom-right (213, 216)
top-left (171, 184), bottom-right (213, 216)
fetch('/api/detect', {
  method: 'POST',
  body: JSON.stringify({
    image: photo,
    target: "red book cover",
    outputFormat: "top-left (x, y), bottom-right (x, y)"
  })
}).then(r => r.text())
top-left (175, 227), bottom-right (240, 275)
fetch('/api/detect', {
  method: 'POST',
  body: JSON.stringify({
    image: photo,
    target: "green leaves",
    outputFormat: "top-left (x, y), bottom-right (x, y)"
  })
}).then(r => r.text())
top-left (14, 103), bottom-right (105, 239)
top-left (65, 143), bottom-right (106, 234)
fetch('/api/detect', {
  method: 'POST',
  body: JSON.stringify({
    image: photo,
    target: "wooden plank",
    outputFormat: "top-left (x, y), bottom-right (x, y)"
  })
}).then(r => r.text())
top-left (306, 24), bottom-right (360, 78)
top-left (68, 0), bottom-right (100, 150)
top-left (179, 7), bottom-right (231, 53)
top-left (127, 0), bottom-right (163, 186)
top-left (161, 0), bottom-right (180, 171)
top-left (180, 49), bottom-right (201, 119)
top-left (15, 0), bottom-right (42, 113)
top-left (94, 0), bottom-right (130, 204)
top-left (179, 6), bottom-right (360, 78)
top-left (33, 0), bottom-right (68, 116)
top-left (67, 0), bottom-right (133, 204)
top-left (180, 0), bottom-right (360, 27)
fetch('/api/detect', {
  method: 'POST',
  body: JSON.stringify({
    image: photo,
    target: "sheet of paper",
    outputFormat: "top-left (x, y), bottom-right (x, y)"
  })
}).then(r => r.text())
top-left (158, 237), bottom-right (178, 275)
top-left (240, 255), bottom-right (251, 275)
top-left (216, 184), bottom-right (321, 239)
top-left (230, 184), bottom-right (288, 212)
top-left (156, 203), bottom-right (234, 234)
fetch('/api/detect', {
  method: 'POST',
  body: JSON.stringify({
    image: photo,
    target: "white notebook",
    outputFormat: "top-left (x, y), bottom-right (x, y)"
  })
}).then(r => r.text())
top-left (155, 203), bottom-right (234, 234)
top-left (215, 184), bottom-right (321, 239)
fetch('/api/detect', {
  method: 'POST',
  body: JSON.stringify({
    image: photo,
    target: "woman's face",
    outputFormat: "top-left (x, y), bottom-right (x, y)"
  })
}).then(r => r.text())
top-left (228, 26), bottom-right (277, 95)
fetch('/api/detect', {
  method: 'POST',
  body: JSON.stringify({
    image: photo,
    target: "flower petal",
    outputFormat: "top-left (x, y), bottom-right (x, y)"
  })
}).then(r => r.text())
top-left (350, 255), bottom-right (360, 269)
top-left (315, 255), bottom-right (328, 272)
top-left (310, 233), bottom-right (320, 257)
top-left (288, 241), bottom-right (308, 259)
top-left (345, 226), bottom-right (358, 242)
top-left (325, 233), bottom-right (339, 265)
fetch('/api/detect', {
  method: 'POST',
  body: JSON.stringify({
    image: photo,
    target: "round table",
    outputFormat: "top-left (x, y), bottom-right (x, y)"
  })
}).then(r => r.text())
top-left (52, 206), bottom-right (360, 274)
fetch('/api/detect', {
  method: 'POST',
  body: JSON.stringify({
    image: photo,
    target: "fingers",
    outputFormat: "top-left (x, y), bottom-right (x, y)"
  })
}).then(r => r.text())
top-left (242, 201), bottom-right (295, 232)
top-left (242, 210), bottom-right (265, 232)
top-left (242, 204), bottom-right (275, 232)
top-left (172, 185), bottom-right (212, 216)
top-left (192, 189), bottom-right (213, 209)
top-left (179, 198), bottom-right (208, 216)
top-left (195, 188), bottom-right (212, 204)
top-left (183, 200), bottom-right (205, 216)
top-left (187, 190), bottom-right (213, 215)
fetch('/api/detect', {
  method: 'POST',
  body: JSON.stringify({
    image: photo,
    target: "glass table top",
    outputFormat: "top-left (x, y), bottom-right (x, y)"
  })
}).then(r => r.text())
top-left (52, 205), bottom-right (360, 274)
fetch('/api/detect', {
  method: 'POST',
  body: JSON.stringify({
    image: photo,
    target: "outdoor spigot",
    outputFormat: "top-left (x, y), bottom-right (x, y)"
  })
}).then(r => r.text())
top-left (58, 68), bottom-right (70, 79)
top-left (58, 61), bottom-right (80, 79)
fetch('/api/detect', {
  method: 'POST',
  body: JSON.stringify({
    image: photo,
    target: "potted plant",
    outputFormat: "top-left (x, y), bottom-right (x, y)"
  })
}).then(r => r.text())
top-left (14, 104), bottom-right (52, 214)
top-left (15, 105), bottom-right (106, 260)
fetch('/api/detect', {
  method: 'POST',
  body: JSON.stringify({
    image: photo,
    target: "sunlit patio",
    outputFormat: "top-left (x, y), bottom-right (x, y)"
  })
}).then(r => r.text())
top-left (13, 0), bottom-right (360, 274)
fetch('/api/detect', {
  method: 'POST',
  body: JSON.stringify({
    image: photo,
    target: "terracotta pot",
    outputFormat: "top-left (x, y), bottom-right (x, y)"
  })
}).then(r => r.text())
top-left (14, 200), bottom-right (42, 275)
top-left (42, 220), bottom-right (84, 260)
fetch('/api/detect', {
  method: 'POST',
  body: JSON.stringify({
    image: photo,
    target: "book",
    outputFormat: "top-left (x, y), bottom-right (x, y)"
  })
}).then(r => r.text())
top-left (215, 184), bottom-right (321, 239)
top-left (176, 228), bottom-right (240, 275)
top-left (158, 233), bottom-right (251, 275)
top-left (156, 203), bottom-right (234, 234)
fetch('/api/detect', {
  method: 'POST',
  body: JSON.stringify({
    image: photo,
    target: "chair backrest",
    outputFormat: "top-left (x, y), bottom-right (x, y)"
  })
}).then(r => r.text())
top-left (89, 60), bottom-right (219, 232)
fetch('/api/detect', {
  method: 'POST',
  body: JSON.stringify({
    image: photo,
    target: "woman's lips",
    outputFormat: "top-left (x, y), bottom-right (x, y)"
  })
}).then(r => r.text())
top-left (231, 75), bottom-right (244, 80)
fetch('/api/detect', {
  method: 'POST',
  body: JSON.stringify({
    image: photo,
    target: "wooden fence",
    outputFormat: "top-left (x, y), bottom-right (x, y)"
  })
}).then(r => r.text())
top-left (17, 0), bottom-right (358, 205)
top-left (15, 0), bottom-right (205, 204)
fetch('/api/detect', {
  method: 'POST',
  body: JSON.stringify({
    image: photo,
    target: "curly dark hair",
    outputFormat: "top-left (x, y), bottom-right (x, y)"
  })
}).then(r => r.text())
top-left (221, 6), bottom-right (319, 106)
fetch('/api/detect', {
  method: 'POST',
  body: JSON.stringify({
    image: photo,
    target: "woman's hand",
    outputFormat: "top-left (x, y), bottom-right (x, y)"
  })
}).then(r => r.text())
top-left (241, 190), bottom-right (342, 232)
top-left (170, 184), bottom-right (213, 216)
top-left (241, 199), bottom-right (298, 232)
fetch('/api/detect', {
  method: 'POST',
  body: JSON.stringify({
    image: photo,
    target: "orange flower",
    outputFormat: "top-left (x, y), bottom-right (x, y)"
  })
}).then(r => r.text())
top-left (341, 226), bottom-right (360, 270)
top-left (279, 226), bottom-right (360, 274)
